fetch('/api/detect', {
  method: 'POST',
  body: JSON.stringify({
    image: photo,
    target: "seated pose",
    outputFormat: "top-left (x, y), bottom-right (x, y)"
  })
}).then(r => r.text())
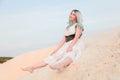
top-left (21, 9), bottom-right (85, 73)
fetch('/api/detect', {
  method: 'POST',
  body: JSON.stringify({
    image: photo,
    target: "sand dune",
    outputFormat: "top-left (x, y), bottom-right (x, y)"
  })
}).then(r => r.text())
top-left (0, 26), bottom-right (120, 80)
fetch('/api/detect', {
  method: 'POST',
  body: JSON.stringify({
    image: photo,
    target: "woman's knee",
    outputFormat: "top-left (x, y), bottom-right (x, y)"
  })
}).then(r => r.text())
top-left (61, 57), bottom-right (73, 65)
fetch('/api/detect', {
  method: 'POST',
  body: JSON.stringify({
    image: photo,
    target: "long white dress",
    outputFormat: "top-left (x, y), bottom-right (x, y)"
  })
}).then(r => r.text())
top-left (43, 23), bottom-right (85, 66)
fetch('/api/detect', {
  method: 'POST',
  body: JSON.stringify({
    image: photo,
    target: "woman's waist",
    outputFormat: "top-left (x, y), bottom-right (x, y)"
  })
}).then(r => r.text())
top-left (65, 34), bottom-right (82, 42)
top-left (65, 38), bottom-right (81, 45)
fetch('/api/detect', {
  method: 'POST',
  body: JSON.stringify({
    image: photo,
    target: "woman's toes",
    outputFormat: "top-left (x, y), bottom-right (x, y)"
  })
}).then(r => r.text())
top-left (21, 67), bottom-right (27, 71)
top-left (29, 69), bottom-right (33, 73)
top-left (21, 67), bottom-right (34, 73)
top-left (51, 63), bottom-right (64, 72)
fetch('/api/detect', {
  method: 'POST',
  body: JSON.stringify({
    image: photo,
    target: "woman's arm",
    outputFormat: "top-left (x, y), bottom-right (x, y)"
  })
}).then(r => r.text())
top-left (55, 27), bottom-right (68, 51)
top-left (55, 35), bottom-right (66, 51)
top-left (50, 35), bottom-right (66, 55)
top-left (67, 26), bottom-right (83, 49)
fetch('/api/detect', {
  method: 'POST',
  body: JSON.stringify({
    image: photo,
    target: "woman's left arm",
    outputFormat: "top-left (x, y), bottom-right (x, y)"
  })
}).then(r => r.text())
top-left (66, 26), bottom-right (83, 52)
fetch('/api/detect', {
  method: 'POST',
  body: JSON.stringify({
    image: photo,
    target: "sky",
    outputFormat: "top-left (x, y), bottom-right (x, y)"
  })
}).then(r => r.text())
top-left (0, 0), bottom-right (120, 57)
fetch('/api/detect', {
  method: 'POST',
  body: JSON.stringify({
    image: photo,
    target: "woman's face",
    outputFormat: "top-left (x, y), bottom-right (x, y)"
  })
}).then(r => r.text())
top-left (69, 11), bottom-right (77, 22)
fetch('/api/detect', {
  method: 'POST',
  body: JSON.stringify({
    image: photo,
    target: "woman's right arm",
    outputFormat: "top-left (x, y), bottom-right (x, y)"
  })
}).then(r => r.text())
top-left (50, 35), bottom-right (66, 55)
top-left (56, 35), bottom-right (66, 51)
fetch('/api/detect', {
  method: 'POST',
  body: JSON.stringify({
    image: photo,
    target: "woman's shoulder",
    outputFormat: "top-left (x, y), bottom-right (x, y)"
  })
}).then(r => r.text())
top-left (75, 23), bottom-right (84, 31)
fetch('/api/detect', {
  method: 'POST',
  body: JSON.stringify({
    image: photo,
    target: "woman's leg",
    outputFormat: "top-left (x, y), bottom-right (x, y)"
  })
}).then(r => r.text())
top-left (50, 57), bottom-right (73, 72)
top-left (21, 60), bottom-right (48, 73)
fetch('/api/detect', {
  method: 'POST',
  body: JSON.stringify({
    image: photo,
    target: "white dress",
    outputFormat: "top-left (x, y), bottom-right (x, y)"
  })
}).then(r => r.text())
top-left (43, 23), bottom-right (85, 65)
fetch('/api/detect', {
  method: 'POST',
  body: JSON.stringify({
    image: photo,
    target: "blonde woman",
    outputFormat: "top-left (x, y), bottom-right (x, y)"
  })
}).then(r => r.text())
top-left (21, 9), bottom-right (85, 73)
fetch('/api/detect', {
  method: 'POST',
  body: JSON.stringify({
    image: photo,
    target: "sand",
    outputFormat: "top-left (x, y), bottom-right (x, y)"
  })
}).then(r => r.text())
top-left (0, 26), bottom-right (120, 80)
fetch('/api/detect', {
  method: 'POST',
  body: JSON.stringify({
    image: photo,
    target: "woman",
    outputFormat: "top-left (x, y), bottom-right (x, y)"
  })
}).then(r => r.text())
top-left (21, 9), bottom-right (85, 73)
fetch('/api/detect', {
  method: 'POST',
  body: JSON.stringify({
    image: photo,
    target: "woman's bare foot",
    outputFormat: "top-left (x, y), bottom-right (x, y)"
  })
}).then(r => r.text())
top-left (50, 63), bottom-right (64, 73)
top-left (21, 66), bottom-right (34, 73)
top-left (57, 66), bottom-right (64, 73)
top-left (49, 65), bottom-right (56, 70)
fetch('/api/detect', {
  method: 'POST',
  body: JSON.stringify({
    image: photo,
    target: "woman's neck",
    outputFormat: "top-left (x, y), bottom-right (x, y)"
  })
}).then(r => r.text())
top-left (72, 20), bottom-right (76, 24)
top-left (71, 21), bottom-right (77, 26)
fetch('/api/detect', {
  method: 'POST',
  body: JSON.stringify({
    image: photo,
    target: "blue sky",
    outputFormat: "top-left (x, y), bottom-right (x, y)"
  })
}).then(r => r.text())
top-left (0, 0), bottom-right (120, 57)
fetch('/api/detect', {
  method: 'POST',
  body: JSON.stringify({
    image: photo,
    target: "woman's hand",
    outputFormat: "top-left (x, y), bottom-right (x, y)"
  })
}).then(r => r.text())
top-left (66, 46), bottom-right (73, 53)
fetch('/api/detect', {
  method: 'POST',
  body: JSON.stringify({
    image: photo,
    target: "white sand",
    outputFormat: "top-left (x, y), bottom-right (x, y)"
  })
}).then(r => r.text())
top-left (0, 26), bottom-right (120, 80)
